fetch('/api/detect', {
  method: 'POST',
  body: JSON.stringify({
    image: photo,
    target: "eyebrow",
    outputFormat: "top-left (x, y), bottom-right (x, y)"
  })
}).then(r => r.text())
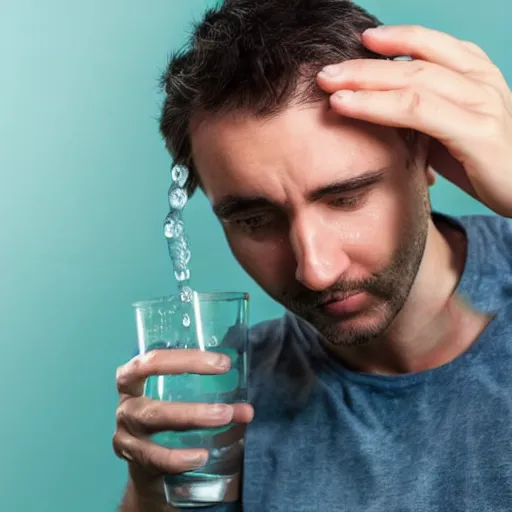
top-left (212, 167), bottom-right (388, 219)
top-left (309, 167), bottom-right (388, 201)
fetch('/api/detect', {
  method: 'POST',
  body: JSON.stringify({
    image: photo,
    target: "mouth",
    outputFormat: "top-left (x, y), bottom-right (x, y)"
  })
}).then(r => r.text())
top-left (317, 291), bottom-right (367, 316)
top-left (318, 291), bottom-right (361, 308)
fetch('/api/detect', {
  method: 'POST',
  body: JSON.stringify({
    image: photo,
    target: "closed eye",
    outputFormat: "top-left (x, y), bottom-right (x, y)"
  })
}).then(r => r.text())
top-left (226, 212), bottom-right (276, 234)
top-left (329, 192), bottom-right (368, 209)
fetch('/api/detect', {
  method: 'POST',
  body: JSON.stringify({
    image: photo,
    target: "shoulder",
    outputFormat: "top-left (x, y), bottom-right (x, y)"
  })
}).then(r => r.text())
top-left (460, 214), bottom-right (512, 262)
top-left (456, 214), bottom-right (512, 312)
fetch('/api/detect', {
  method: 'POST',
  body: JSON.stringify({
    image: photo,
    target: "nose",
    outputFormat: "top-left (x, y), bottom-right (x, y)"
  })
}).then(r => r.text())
top-left (290, 213), bottom-right (350, 291)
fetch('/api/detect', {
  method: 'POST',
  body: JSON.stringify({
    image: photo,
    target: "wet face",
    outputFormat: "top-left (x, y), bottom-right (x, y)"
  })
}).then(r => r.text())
top-left (190, 102), bottom-right (431, 347)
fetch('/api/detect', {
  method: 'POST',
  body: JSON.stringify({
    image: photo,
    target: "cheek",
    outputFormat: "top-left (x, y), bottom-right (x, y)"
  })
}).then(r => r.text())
top-left (322, 194), bottom-right (406, 272)
top-left (226, 235), bottom-right (295, 292)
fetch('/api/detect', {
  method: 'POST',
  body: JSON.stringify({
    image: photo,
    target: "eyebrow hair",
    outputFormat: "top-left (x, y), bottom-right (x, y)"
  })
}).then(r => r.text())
top-left (212, 167), bottom-right (388, 219)
top-left (309, 167), bottom-right (388, 201)
top-left (213, 196), bottom-right (270, 219)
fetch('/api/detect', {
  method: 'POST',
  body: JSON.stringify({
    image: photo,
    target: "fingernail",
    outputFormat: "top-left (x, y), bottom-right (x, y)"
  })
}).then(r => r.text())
top-left (333, 90), bottom-right (355, 102)
top-left (364, 25), bottom-right (386, 33)
top-left (120, 450), bottom-right (134, 462)
top-left (182, 452), bottom-right (208, 466)
top-left (210, 404), bottom-right (233, 418)
top-left (319, 64), bottom-right (339, 77)
top-left (209, 353), bottom-right (231, 370)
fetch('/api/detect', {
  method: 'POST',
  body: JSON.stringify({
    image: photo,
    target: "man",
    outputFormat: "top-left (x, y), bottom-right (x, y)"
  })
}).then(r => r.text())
top-left (114, 0), bottom-right (512, 510)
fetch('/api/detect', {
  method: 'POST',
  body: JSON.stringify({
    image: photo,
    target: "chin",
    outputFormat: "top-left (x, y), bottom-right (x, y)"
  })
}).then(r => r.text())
top-left (310, 305), bottom-right (396, 347)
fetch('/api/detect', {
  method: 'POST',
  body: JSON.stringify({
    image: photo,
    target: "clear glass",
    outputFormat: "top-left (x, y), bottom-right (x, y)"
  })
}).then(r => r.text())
top-left (133, 292), bottom-right (250, 508)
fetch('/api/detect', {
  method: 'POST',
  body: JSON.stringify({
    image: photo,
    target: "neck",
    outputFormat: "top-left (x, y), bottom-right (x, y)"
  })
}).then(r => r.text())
top-left (330, 215), bottom-right (491, 375)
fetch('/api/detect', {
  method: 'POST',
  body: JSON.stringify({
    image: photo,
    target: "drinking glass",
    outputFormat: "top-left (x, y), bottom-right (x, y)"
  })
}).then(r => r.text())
top-left (133, 292), bottom-right (250, 508)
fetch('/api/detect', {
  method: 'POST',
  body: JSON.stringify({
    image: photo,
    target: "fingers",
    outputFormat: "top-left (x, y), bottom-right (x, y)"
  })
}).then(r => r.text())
top-left (328, 88), bottom-right (481, 146)
top-left (317, 59), bottom-right (483, 107)
top-left (113, 430), bottom-right (209, 476)
top-left (116, 349), bottom-right (232, 396)
top-left (428, 139), bottom-right (479, 200)
top-left (113, 400), bottom-right (254, 476)
top-left (117, 397), bottom-right (254, 434)
top-left (361, 25), bottom-right (491, 75)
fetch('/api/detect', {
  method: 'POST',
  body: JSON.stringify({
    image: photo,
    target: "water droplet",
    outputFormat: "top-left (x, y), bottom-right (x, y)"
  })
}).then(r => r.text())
top-left (164, 215), bottom-right (184, 239)
top-left (210, 448), bottom-right (222, 458)
top-left (169, 237), bottom-right (190, 265)
top-left (207, 336), bottom-right (219, 347)
top-left (180, 286), bottom-right (194, 303)
top-left (175, 247), bottom-right (191, 267)
top-left (168, 188), bottom-right (188, 211)
top-left (182, 313), bottom-right (191, 328)
top-left (174, 269), bottom-right (191, 282)
top-left (171, 165), bottom-right (188, 188)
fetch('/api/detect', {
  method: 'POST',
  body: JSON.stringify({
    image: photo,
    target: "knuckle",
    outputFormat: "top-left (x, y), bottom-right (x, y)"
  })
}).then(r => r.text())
top-left (481, 83), bottom-right (504, 107)
top-left (489, 64), bottom-right (506, 83)
top-left (479, 115), bottom-right (502, 139)
top-left (112, 431), bottom-right (131, 460)
top-left (116, 352), bottom-right (161, 389)
top-left (137, 400), bottom-right (161, 427)
top-left (404, 24), bottom-right (422, 39)
top-left (122, 436), bottom-right (151, 469)
top-left (462, 40), bottom-right (488, 58)
top-left (138, 349), bottom-right (170, 372)
top-left (137, 448), bottom-right (153, 471)
top-left (139, 444), bottom-right (174, 474)
top-left (406, 61), bottom-right (428, 81)
top-left (398, 89), bottom-right (423, 116)
top-left (115, 364), bottom-right (130, 390)
top-left (115, 401), bottom-right (131, 426)
top-left (140, 349), bottom-right (158, 364)
top-left (112, 432), bottom-right (122, 455)
top-left (115, 364), bottom-right (125, 380)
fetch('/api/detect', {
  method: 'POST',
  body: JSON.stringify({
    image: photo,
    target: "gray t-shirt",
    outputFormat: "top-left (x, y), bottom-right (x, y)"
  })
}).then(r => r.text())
top-left (183, 214), bottom-right (512, 512)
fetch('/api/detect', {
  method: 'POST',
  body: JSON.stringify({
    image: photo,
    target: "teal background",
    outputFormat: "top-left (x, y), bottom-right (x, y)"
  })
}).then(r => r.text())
top-left (0, 0), bottom-right (508, 509)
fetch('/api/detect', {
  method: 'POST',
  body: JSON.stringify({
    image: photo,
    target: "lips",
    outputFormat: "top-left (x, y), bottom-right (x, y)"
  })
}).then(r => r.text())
top-left (318, 291), bottom-right (360, 308)
top-left (318, 291), bottom-right (367, 316)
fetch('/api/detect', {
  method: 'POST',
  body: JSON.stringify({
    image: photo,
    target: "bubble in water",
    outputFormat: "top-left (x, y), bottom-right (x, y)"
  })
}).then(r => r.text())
top-left (171, 165), bottom-right (188, 188)
top-left (169, 238), bottom-right (191, 267)
top-left (168, 188), bottom-right (188, 211)
top-left (180, 248), bottom-right (191, 266)
top-left (207, 336), bottom-right (219, 347)
top-left (180, 286), bottom-right (194, 303)
top-left (164, 215), bottom-right (184, 239)
top-left (173, 250), bottom-right (191, 269)
top-left (175, 269), bottom-right (191, 282)
top-left (182, 313), bottom-right (191, 328)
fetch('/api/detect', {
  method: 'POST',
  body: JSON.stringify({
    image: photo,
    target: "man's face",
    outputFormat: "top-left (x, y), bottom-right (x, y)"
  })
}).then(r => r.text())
top-left (190, 102), bottom-right (431, 347)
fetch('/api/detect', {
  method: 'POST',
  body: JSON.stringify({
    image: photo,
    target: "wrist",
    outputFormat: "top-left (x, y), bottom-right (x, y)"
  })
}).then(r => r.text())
top-left (122, 465), bottom-right (173, 512)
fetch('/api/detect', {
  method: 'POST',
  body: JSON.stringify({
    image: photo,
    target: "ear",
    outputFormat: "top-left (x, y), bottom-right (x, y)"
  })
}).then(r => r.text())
top-left (417, 134), bottom-right (436, 186)
top-left (426, 165), bottom-right (437, 187)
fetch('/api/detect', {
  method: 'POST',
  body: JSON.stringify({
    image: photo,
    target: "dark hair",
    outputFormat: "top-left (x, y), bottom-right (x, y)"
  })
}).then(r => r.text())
top-left (159, 0), bottom-right (392, 195)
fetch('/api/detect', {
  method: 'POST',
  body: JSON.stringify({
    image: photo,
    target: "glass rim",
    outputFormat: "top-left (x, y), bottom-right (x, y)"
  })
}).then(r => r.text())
top-left (132, 291), bottom-right (249, 309)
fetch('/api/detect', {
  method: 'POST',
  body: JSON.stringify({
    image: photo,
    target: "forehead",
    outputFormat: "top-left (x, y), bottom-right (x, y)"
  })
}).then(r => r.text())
top-left (189, 102), bottom-right (405, 202)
